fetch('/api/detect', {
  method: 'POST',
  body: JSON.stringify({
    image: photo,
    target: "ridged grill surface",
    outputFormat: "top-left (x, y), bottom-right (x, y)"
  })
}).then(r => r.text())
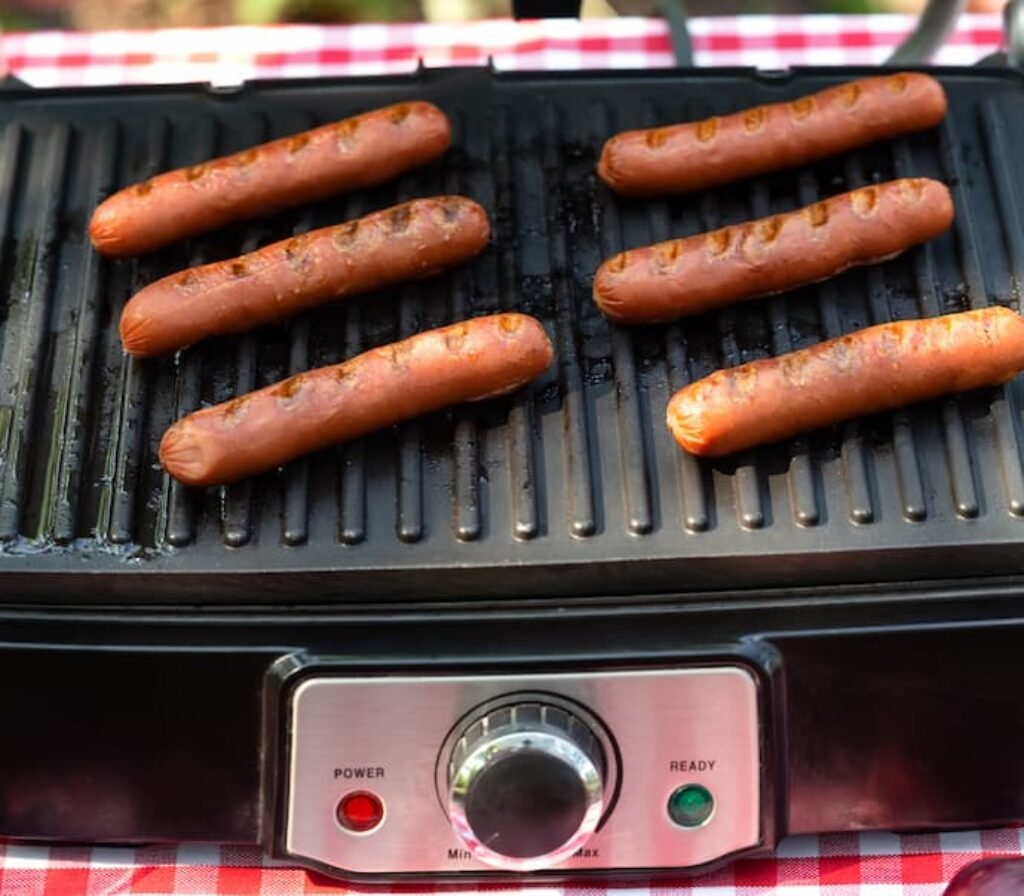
top-left (2, 67), bottom-right (1024, 604)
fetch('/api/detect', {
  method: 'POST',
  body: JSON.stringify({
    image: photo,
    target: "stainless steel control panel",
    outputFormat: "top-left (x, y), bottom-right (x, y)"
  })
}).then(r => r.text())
top-left (285, 667), bottom-right (761, 875)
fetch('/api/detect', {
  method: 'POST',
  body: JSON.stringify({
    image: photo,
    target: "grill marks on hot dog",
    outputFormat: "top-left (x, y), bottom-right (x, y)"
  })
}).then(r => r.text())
top-left (119, 196), bottom-right (490, 357)
top-left (593, 178), bottom-right (953, 324)
top-left (598, 73), bottom-right (947, 197)
top-left (114, 77), bottom-right (1023, 481)
top-left (159, 313), bottom-right (554, 487)
top-left (667, 307), bottom-right (1024, 458)
top-left (90, 100), bottom-right (452, 256)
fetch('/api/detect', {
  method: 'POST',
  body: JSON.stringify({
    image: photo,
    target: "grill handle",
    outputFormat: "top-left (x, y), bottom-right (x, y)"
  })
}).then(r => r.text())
top-left (1006, 0), bottom-right (1024, 69)
top-left (886, 0), bottom-right (968, 64)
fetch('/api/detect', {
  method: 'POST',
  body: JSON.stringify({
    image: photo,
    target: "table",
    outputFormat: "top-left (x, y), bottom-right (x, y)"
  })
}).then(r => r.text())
top-left (0, 12), bottom-right (1019, 895)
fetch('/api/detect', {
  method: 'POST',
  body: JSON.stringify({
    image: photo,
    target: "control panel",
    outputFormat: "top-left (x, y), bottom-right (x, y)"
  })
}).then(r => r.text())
top-left (284, 667), bottom-right (761, 875)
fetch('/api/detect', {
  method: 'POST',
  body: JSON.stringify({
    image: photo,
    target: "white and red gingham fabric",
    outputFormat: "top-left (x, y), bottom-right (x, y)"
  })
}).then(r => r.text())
top-left (0, 12), bottom-right (1019, 896)
top-left (1, 828), bottom-right (1024, 895)
top-left (0, 13), bottom-right (1007, 88)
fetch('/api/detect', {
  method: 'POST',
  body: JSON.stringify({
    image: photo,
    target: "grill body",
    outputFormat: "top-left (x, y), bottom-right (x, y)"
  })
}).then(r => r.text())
top-left (1, 67), bottom-right (1023, 880)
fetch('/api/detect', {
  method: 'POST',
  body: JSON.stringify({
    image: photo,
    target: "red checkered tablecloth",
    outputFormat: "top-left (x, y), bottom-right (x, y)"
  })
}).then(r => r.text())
top-left (0, 13), bottom-right (1007, 87)
top-left (1, 829), bottom-right (1024, 895)
top-left (0, 12), bottom-right (1019, 896)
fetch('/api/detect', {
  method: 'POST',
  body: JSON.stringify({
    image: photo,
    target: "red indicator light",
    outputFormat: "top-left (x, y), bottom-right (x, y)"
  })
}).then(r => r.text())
top-left (337, 791), bottom-right (384, 833)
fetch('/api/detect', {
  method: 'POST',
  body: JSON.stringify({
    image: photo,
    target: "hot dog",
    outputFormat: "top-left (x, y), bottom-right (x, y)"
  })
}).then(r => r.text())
top-left (90, 101), bottom-right (451, 256)
top-left (159, 313), bottom-right (554, 487)
top-left (666, 307), bottom-right (1024, 458)
top-left (598, 73), bottom-right (946, 197)
top-left (593, 178), bottom-right (953, 325)
top-left (120, 196), bottom-right (490, 357)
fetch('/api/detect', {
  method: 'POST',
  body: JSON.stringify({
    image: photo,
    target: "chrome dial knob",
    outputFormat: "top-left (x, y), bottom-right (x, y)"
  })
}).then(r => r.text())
top-left (446, 702), bottom-right (605, 871)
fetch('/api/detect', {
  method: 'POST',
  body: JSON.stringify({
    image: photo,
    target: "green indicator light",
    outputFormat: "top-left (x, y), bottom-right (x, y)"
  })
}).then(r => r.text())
top-left (667, 784), bottom-right (715, 828)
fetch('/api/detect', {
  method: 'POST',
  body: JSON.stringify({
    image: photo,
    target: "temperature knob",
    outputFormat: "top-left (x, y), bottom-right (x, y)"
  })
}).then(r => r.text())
top-left (445, 702), bottom-right (605, 871)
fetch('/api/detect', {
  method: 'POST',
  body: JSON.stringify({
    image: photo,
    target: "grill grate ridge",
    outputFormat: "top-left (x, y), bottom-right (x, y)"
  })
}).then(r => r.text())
top-left (281, 262), bottom-right (314, 546)
top-left (967, 106), bottom-right (1024, 518)
top-left (491, 105), bottom-right (539, 541)
top-left (275, 111), bottom-right (318, 548)
top-left (892, 138), bottom-right (977, 519)
top-left (539, 100), bottom-right (596, 538)
top-left (699, 189), bottom-right (765, 531)
top-left (98, 117), bottom-right (170, 545)
top-left (0, 123), bottom-right (70, 540)
top-left (797, 172), bottom-right (875, 526)
top-left (444, 115), bottom-right (483, 543)
top-left (337, 194), bottom-right (368, 547)
top-left (390, 167), bottom-right (426, 546)
top-left (0, 123), bottom-right (25, 535)
top-left (845, 154), bottom-right (927, 523)
top-left (589, 100), bottom-right (653, 537)
top-left (636, 100), bottom-right (711, 535)
top-left (46, 121), bottom-right (118, 544)
top-left (940, 114), bottom-right (1018, 520)
top-left (218, 115), bottom-right (271, 549)
top-left (760, 234), bottom-right (819, 526)
top-left (164, 114), bottom-right (219, 548)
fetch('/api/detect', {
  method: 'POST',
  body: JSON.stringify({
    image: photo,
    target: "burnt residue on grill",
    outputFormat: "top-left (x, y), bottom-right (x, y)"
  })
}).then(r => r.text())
top-left (2, 68), bottom-right (1024, 602)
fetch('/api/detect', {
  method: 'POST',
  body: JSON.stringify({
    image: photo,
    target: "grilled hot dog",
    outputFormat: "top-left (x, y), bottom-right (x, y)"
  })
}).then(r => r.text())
top-left (90, 101), bottom-right (451, 256)
top-left (120, 196), bottom-right (490, 357)
top-left (593, 178), bottom-right (953, 325)
top-left (598, 73), bottom-right (946, 197)
top-left (667, 307), bottom-right (1024, 457)
top-left (159, 313), bottom-right (554, 487)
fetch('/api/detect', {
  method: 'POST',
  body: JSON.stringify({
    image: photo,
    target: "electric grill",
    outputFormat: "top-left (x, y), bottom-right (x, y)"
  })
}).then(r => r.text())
top-left (3, 1), bottom-right (1024, 883)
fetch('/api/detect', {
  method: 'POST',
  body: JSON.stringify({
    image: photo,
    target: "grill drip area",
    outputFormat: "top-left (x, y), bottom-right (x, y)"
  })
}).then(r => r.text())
top-left (2, 66), bottom-right (1024, 603)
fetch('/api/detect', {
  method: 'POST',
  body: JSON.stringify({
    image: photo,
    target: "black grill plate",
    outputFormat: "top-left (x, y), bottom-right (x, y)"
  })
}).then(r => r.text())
top-left (2, 66), bottom-right (1024, 604)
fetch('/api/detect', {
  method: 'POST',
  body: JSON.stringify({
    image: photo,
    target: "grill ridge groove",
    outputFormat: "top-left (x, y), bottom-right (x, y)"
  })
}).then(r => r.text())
top-left (0, 123), bottom-right (23, 359)
top-left (795, 172), bottom-right (875, 526)
top-left (445, 112), bottom-right (482, 543)
top-left (47, 121), bottom-right (118, 544)
top-left (395, 249), bottom-right (425, 546)
top-left (540, 100), bottom-right (596, 538)
top-left (846, 154), bottom-right (927, 523)
top-left (220, 241), bottom-right (264, 547)
top-left (980, 103), bottom-right (1024, 302)
top-left (974, 105), bottom-right (1024, 517)
top-left (277, 111), bottom-right (319, 548)
top-left (0, 120), bottom-right (69, 540)
top-left (391, 148), bottom-right (429, 547)
top-left (752, 184), bottom-right (820, 529)
top-left (164, 114), bottom-right (219, 548)
top-left (0, 123), bottom-right (25, 530)
top-left (99, 117), bottom-right (170, 545)
top-left (637, 100), bottom-right (710, 535)
top-left (941, 114), bottom-right (1013, 520)
top-left (589, 101), bottom-right (653, 537)
top-left (897, 132), bottom-right (978, 519)
top-left (0, 123), bottom-right (70, 540)
top-left (892, 138), bottom-right (974, 519)
top-left (752, 178), bottom-right (823, 529)
top-left (220, 118), bottom-right (270, 549)
top-left (337, 192), bottom-right (368, 547)
top-left (281, 234), bottom-right (314, 547)
top-left (697, 189), bottom-right (764, 531)
top-left (491, 104), bottom-right (539, 541)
